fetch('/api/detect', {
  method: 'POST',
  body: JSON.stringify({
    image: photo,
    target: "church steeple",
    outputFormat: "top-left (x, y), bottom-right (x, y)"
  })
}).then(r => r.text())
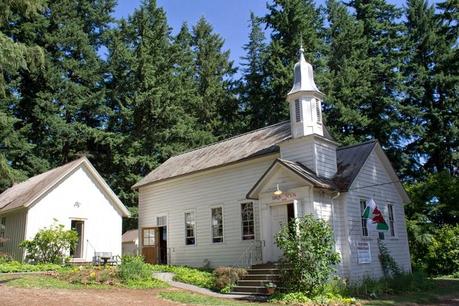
top-left (286, 47), bottom-right (324, 138)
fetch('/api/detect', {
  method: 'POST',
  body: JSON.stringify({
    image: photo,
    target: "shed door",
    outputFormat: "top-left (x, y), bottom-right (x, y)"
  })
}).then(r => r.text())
top-left (141, 227), bottom-right (159, 264)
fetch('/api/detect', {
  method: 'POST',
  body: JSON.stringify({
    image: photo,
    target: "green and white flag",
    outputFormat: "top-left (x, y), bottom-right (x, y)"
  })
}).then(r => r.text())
top-left (362, 198), bottom-right (389, 231)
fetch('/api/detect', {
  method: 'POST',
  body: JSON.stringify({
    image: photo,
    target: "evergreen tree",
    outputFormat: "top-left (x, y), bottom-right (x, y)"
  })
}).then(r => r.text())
top-left (323, 0), bottom-right (373, 145)
top-left (402, 0), bottom-right (458, 177)
top-left (262, 0), bottom-right (326, 126)
top-left (7, 0), bottom-right (116, 175)
top-left (346, 0), bottom-right (406, 168)
top-left (0, 0), bottom-right (45, 189)
top-left (240, 12), bottom-right (268, 131)
top-left (191, 17), bottom-right (238, 137)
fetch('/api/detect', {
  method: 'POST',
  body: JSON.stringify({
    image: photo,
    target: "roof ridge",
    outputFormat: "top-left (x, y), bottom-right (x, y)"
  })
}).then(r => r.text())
top-left (337, 139), bottom-right (377, 151)
top-left (169, 120), bottom-right (290, 158)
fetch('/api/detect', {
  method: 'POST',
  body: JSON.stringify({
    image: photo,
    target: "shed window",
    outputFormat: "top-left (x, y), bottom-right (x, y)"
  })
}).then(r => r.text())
top-left (142, 228), bottom-right (155, 246)
top-left (211, 207), bottom-right (223, 243)
top-left (360, 200), bottom-right (369, 237)
top-left (388, 204), bottom-right (395, 237)
top-left (295, 99), bottom-right (301, 122)
top-left (0, 217), bottom-right (5, 247)
top-left (157, 216), bottom-right (167, 227)
top-left (241, 202), bottom-right (255, 240)
top-left (185, 212), bottom-right (195, 245)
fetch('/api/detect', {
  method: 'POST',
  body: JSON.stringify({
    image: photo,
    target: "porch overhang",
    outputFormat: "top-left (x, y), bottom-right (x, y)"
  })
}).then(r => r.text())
top-left (246, 158), bottom-right (337, 200)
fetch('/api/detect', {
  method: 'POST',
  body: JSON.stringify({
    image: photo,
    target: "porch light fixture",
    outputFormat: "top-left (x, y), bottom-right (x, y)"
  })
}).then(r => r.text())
top-left (273, 184), bottom-right (283, 196)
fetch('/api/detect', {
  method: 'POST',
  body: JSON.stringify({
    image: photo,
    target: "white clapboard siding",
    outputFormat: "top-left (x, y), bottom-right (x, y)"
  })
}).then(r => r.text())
top-left (315, 141), bottom-right (337, 178)
top-left (26, 167), bottom-right (123, 262)
top-left (0, 210), bottom-right (27, 260)
top-left (138, 154), bottom-right (278, 267)
top-left (280, 137), bottom-right (315, 171)
top-left (345, 149), bottom-right (411, 281)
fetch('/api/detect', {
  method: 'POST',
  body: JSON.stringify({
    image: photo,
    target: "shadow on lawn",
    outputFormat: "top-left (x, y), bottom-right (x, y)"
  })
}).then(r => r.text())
top-left (364, 278), bottom-right (459, 305)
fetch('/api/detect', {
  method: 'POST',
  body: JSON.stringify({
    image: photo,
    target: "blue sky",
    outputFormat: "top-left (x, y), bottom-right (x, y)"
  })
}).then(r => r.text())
top-left (113, 0), bottom-right (409, 69)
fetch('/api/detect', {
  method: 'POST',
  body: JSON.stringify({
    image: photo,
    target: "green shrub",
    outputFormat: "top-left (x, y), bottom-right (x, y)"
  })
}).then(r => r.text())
top-left (424, 225), bottom-right (459, 276)
top-left (268, 291), bottom-right (356, 305)
top-left (275, 214), bottom-right (340, 295)
top-left (19, 222), bottom-right (78, 264)
top-left (213, 266), bottom-right (247, 292)
top-left (0, 252), bottom-right (13, 264)
top-left (378, 239), bottom-right (401, 278)
top-left (348, 271), bottom-right (433, 298)
top-left (149, 264), bottom-right (215, 289)
top-left (118, 256), bottom-right (151, 281)
top-left (0, 261), bottom-right (62, 273)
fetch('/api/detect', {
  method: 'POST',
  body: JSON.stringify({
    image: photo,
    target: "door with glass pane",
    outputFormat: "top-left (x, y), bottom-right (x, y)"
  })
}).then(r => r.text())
top-left (141, 227), bottom-right (158, 263)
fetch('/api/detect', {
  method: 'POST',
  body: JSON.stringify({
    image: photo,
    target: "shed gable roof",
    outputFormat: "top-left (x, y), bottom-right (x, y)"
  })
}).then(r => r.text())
top-left (0, 157), bottom-right (130, 216)
top-left (133, 121), bottom-right (334, 189)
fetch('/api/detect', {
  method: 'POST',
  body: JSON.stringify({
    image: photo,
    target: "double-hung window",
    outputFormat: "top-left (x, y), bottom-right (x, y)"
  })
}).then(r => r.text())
top-left (360, 199), bottom-right (369, 237)
top-left (241, 202), bottom-right (255, 240)
top-left (388, 204), bottom-right (395, 237)
top-left (185, 211), bottom-right (196, 245)
top-left (0, 217), bottom-right (5, 247)
top-left (211, 207), bottom-right (223, 243)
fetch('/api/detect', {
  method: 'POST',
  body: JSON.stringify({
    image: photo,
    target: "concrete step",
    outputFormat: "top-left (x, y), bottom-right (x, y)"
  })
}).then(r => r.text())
top-left (230, 291), bottom-right (267, 296)
top-left (237, 279), bottom-right (271, 287)
top-left (243, 274), bottom-right (280, 281)
top-left (232, 285), bottom-right (267, 294)
top-left (246, 268), bottom-right (280, 275)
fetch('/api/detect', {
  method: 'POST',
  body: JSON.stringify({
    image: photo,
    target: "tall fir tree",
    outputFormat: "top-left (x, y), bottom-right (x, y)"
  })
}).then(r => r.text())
top-left (402, 0), bottom-right (458, 177)
top-left (323, 0), bottom-right (373, 145)
top-left (191, 17), bottom-right (238, 137)
top-left (262, 0), bottom-right (326, 126)
top-left (6, 0), bottom-right (116, 175)
top-left (346, 0), bottom-right (406, 169)
top-left (239, 12), bottom-right (268, 131)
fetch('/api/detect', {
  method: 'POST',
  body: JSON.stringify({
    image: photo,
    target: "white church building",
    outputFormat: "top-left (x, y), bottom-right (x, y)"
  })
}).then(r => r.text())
top-left (133, 47), bottom-right (411, 282)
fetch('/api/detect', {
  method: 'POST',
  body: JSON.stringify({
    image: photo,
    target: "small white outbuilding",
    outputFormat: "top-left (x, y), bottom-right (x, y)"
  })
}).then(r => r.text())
top-left (0, 157), bottom-right (129, 262)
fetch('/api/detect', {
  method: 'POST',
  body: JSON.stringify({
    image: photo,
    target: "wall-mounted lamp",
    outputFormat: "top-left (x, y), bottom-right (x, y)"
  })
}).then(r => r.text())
top-left (273, 184), bottom-right (283, 196)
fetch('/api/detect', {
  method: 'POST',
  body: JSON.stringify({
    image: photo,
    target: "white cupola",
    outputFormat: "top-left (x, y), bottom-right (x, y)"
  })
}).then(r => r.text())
top-left (286, 46), bottom-right (324, 138)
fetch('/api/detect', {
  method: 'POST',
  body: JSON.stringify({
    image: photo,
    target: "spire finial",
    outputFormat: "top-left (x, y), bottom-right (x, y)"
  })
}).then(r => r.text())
top-left (299, 37), bottom-right (304, 55)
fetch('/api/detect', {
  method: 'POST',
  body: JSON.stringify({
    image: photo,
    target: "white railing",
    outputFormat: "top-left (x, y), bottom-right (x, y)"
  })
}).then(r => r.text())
top-left (238, 240), bottom-right (263, 268)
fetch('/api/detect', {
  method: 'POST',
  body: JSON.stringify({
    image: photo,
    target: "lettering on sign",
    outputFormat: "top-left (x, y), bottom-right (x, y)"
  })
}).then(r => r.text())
top-left (272, 192), bottom-right (297, 201)
top-left (357, 241), bottom-right (371, 264)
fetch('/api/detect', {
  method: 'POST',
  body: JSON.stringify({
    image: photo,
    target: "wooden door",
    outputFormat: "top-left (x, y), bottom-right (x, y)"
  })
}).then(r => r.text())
top-left (141, 227), bottom-right (159, 264)
top-left (271, 205), bottom-right (288, 261)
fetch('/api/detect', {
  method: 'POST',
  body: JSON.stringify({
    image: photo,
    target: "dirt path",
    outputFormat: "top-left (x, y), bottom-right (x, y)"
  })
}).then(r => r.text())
top-left (0, 286), bottom-right (180, 306)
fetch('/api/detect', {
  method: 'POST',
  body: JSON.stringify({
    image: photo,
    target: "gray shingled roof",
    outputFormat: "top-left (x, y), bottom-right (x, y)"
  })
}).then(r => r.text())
top-left (334, 140), bottom-right (378, 190)
top-left (133, 121), bottom-right (334, 189)
top-left (0, 158), bottom-right (85, 213)
top-left (0, 157), bottom-right (130, 216)
top-left (122, 229), bottom-right (138, 243)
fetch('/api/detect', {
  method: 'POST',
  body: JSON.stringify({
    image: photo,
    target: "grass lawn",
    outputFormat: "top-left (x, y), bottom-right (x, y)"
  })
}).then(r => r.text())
top-left (159, 290), bottom-right (270, 306)
top-left (361, 277), bottom-right (459, 305)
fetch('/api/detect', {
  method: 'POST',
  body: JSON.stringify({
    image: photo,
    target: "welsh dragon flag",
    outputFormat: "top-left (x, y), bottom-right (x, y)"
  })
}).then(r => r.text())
top-left (362, 198), bottom-right (389, 231)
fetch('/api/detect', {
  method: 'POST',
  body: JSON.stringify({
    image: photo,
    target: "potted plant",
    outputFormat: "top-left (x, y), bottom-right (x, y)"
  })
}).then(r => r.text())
top-left (265, 282), bottom-right (277, 295)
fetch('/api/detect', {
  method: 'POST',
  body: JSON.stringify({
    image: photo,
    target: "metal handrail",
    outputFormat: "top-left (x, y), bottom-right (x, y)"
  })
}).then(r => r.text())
top-left (238, 240), bottom-right (262, 268)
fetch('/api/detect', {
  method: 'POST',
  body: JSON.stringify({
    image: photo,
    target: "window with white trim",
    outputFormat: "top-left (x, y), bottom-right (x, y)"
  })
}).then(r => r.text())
top-left (0, 217), bottom-right (5, 247)
top-left (211, 207), bottom-right (223, 243)
top-left (185, 212), bottom-right (196, 245)
top-left (241, 202), bottom-right (255, 240)
top-left (360, 199), bottom-right (369, 237)
top-left (388, 204), bottom-right (395, 237)
top-left (157, 216), bottom-right (167, 227)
